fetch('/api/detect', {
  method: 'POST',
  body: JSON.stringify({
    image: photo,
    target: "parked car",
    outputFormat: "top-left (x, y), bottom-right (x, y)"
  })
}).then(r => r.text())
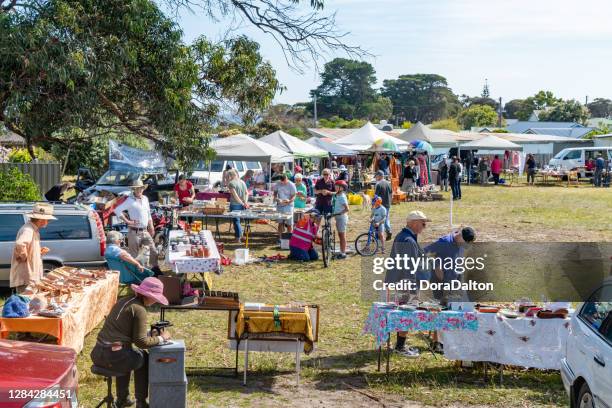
top-left (561, 279), bottom-right (612, 408)
top-left (0, 203), bottom-right (106, 287)
top-left (79, 169), bottom-right (179, 203)
top-left (549, 147), bottom-right (612, 177)
top-left (190, 160), bottom-right (262, 189)
top-left (0, 339), bottom-right (78, 407)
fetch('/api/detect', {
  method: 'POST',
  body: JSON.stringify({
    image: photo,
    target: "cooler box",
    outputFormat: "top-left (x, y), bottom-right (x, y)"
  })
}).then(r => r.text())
top-left (149, 340), bottom-right (187, 408)
top-left (149, 374), bottom-right (188, 408)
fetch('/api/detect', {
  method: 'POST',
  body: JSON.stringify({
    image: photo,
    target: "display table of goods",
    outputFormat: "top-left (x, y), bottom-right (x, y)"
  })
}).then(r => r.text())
top-left (166, 229), bottom-right (220, 289)
top-left (439, 304), bottom-right (572, 370)
top-left (0, 267), bottom-right (119, 352)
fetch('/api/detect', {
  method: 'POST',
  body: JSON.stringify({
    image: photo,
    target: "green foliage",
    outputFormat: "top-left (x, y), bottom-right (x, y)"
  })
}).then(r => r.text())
top-left (246, 120), bottom-right (281, 138)
top-left (587, 98), bottom-right (612, 118)
top-left (504, 99), bottom-right (525, 119)
top-left (458, 104), bottom-right (498, 129)
top-left (0, 167), bottom-right (41, 201)
top-left (538, 99), bottom-right (589, 124)
top-left (401, 121), bottom-right (413, 129)
top-left (8, 147), bottom-right (55, 163)
top-left (491, 128), bottom-right (509, 133)
top-left (0, 0), bottom-right (279, 169)
top-left (309, 58), bottom-right (383, 120)
top-left (585, 123), bottom-right (612, 139)
top-left (318, 116), bottom-right (366, 128)
top-left (382, 74), bottom-right (460, 123)
top-left (429, 118), bottom-right (461, 132)
top-left (286, 127), bottom-right (306, 139)
top-left (515, 91), bottom-right (562, 121)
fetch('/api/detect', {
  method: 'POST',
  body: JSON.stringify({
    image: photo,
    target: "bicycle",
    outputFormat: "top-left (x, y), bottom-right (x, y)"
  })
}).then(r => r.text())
top-left (319, 212), bottom-right (336, 268)
top-left (354, 221), bottom-right (382, 256)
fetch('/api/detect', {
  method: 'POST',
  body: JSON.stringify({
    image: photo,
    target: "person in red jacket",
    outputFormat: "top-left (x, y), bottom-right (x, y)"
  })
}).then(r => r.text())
top-left (490, 155), bottom-right (502, 185)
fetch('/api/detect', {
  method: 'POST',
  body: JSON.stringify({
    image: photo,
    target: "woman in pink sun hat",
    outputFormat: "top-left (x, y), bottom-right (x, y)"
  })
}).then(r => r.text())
top-left (91, 278), bottom-right (170, 408)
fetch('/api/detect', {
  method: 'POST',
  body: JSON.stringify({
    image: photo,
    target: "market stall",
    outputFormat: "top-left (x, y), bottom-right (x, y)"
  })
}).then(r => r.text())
top-left (0, 268), bottom-right (119, 353)
top-left (459, 136), bottom-right (523, 185)
top-left (261, 131), bottom-right (328, 159)
top-left (166, 229), bottom-right (221, 289)
top-left (440, 311), bottom-right (571, 370)
top-left (334, 122), bottom-right (409, 152)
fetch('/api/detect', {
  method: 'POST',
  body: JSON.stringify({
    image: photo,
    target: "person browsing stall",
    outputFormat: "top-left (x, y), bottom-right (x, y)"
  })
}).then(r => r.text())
top-left (333, 180), bottom-right (350, 259)
top-left (314, 168), bottom-right (335, 216)
top-left (424, 227), bottom-right (476, 302)
top-left (273, 174), bottom-right (297, 236)
top-left (491, 155), bottom-right (502, 185)
top-left (294, 173), bottom-right (308, 209)
top-left (288, 212), bottom-right (320, 261)
top-left (10, 203), bottom-right (56, 293)
top-left (384, 210), bottom-right (432, 358)
top-left (173, 174), bottom-right (195, 206)
top-left (91, 277), bottom-right (171, 408)
top-left (113, 179), bottom-right (158, 270)
top-left (374, 170), bottom-right (393, 241)
top-left (228, 169), bottom-right (249, 243)
top-left (370, 196), bottom-right (387, 253)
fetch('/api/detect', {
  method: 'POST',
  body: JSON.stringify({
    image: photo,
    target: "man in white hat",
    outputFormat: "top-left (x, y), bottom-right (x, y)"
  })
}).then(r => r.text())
top-left (10, 202), bottom-right (56, 293)
top-left (113, 179), bottom-right (158, 269)
top-left (383, 210), bottom-right (431, 358)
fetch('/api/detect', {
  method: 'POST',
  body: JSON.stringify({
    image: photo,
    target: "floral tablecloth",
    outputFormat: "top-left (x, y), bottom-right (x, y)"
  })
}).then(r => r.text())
top-left (439, 312), bottom-right (572, 369)
top-left (363, 303), bottom-right (479, 347)
top-left (166, 229), bottom-right (221, 274)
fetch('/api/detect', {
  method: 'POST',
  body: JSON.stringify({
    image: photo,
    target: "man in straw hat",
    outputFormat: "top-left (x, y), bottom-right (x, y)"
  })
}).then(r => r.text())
top-left (10, 202), bottom-right (56, 293)
top-left (113, 179), bottom-right (158, 270)
top-left (91, 277), bottom-right (170, 408)
top-left (383, 210), bottom-right (431, 358)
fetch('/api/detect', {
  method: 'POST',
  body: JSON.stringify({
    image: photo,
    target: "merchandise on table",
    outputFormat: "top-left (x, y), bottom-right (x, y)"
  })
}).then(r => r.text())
top-left (166, 229), bottom-right (221, 274)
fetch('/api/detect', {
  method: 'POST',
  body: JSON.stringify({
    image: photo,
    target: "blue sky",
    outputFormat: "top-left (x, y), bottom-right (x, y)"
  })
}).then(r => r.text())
top-left (177, 0), bottom-right (612, 105)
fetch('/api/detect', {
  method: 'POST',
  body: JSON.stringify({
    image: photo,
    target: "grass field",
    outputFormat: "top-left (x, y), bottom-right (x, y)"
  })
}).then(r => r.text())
top-left (10, 184), bottom-right (612, 407)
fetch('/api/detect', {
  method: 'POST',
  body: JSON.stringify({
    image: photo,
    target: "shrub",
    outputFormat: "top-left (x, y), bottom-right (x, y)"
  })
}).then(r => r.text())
top-left (0, 167), bottom-right (41, 201)
top-left (8, 147), bottom-right (55, 163)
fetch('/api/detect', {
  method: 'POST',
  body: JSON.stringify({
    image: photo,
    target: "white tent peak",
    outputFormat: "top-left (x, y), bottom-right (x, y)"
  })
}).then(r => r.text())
top-left (460, 134), bottom-right (523, 151)
top-left (260, 130), bottom-right (327, 158)
top-left (335, 121), bottom-right (408, 150)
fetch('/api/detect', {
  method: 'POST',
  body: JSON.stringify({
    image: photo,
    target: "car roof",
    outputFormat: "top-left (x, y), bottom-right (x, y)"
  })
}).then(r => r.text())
top-left (0, 203), bottom-right (91, 214)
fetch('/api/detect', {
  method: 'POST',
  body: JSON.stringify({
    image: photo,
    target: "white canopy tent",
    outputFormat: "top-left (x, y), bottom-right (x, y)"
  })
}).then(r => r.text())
top-left (459, 135), bottom-right (523, 151)
top-left (335, 121), bottom-right (410, 151)
top-left (211, 134), bottom-right (294, 163)
top-left (398, 122), bottom-right (459, 148)
top-left (260, 130), bottom-right (327, 158)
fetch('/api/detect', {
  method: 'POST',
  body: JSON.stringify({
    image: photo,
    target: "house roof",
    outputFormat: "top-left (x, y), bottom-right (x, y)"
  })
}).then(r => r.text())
top-left (525, 127), bottom-right (594, 138)
top-left (587, 118), bottom-right (612, 128)
top-left (0, 130), bottom-right (26, 146)
top-left (397, 122), bottom-right (461, 146)
top-left (506, 121), bottom-right (584, 133)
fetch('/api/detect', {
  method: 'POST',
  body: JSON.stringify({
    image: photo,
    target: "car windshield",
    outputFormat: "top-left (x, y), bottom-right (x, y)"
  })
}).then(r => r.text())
top-left (553, 150), bottom-right (568, 159)
top-left (97, 170), bottom-right (142, 186)
top-left (195, 160), bottom-right (224, 172)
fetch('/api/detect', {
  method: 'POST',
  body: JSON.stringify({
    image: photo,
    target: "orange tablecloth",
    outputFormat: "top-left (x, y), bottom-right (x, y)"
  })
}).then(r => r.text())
top-left (0, 272), bottom-right (119, 353)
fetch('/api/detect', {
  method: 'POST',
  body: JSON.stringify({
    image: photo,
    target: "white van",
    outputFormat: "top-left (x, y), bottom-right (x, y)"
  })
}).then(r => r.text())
top-left (190, 160), bottom-right (263, 189)
top-left (549, 147), bottom-right (612, 177)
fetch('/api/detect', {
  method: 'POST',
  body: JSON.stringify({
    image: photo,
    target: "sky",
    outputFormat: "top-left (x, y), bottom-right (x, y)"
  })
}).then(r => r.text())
top-left (177, 0), bottom-right (612, 106)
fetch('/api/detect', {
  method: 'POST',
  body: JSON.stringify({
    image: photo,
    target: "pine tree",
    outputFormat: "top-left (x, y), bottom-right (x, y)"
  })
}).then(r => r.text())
top-left (481, 79), bottom-right (490, 98)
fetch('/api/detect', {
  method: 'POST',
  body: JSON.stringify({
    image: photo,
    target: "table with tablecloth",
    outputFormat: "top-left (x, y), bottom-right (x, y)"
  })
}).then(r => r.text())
top-left (439, 311), bottom-right (571, 370)
top-left (0, 271), bottom-right (119, 353)
top-left (363, 303), bottom-right (479, 347)
top-left (235, 305), bottom-right (315, 354)
top-left (166, 229), bottom-right (219, 289)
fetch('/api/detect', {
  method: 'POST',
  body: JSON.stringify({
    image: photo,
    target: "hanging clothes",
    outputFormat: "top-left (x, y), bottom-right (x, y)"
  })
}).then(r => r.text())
top-left (417, 154), bottom-right (429, 185)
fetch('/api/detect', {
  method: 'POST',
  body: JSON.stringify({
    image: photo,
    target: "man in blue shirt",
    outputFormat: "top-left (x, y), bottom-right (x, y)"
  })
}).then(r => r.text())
top-left (424, 227), bottom-right (476, 302)
top-left (594, 153), bottom-right (605, 187)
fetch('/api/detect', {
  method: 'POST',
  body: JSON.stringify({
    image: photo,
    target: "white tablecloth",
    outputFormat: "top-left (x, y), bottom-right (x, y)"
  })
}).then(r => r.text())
top-left (166, 229), bottom-right (221, 274)
top-left (439, 312), bottom-right (571, 370)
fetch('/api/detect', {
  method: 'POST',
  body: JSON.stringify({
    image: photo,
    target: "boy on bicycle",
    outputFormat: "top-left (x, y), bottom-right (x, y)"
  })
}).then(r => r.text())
top-left (370, 195), bottom-right (387, 253)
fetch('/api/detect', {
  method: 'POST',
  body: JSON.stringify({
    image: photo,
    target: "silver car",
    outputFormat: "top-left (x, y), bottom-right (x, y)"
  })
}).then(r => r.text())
top-left (0, 203), bottom-right (106, 287)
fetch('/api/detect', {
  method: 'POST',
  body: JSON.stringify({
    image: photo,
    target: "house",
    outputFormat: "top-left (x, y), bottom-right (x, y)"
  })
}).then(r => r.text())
top-left (593, 134), bottom-right (612, 147)
top-left (505, 121), bottom-right (596, 138)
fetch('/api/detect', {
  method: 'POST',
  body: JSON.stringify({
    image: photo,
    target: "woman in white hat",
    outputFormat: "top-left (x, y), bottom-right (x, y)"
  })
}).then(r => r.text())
top-left (10, 202), bottom-right (56, 293)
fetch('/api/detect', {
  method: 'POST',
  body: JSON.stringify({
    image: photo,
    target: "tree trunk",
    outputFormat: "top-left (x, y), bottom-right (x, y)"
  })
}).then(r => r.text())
top-left (26, 140), bottom-right (37, 161)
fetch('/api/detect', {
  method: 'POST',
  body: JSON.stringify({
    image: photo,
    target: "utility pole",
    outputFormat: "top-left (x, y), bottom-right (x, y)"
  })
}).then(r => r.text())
top-left (585, 95), bottom-right (589, 106)
top-left (498, 97), bottom-right (503, 128)
top-left (313, 93), bottom-right (318, 127)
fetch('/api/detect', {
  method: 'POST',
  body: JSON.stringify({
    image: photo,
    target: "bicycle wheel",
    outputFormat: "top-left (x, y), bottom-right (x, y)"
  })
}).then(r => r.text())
top-left (321, 227), bottom-right (332, 268)
top-left (355, 233), bottom-right (379, 256)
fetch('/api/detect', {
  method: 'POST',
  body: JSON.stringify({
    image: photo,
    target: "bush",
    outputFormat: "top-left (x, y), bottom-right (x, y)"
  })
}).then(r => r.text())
top-left (8, 147), bottom-right (55, 163)
top-left (0, 167), bottom-right (41, 201)
top-left (286, 127), bottom-right (306, 139)
top-left (430, 118), bottom-right (461, 132)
